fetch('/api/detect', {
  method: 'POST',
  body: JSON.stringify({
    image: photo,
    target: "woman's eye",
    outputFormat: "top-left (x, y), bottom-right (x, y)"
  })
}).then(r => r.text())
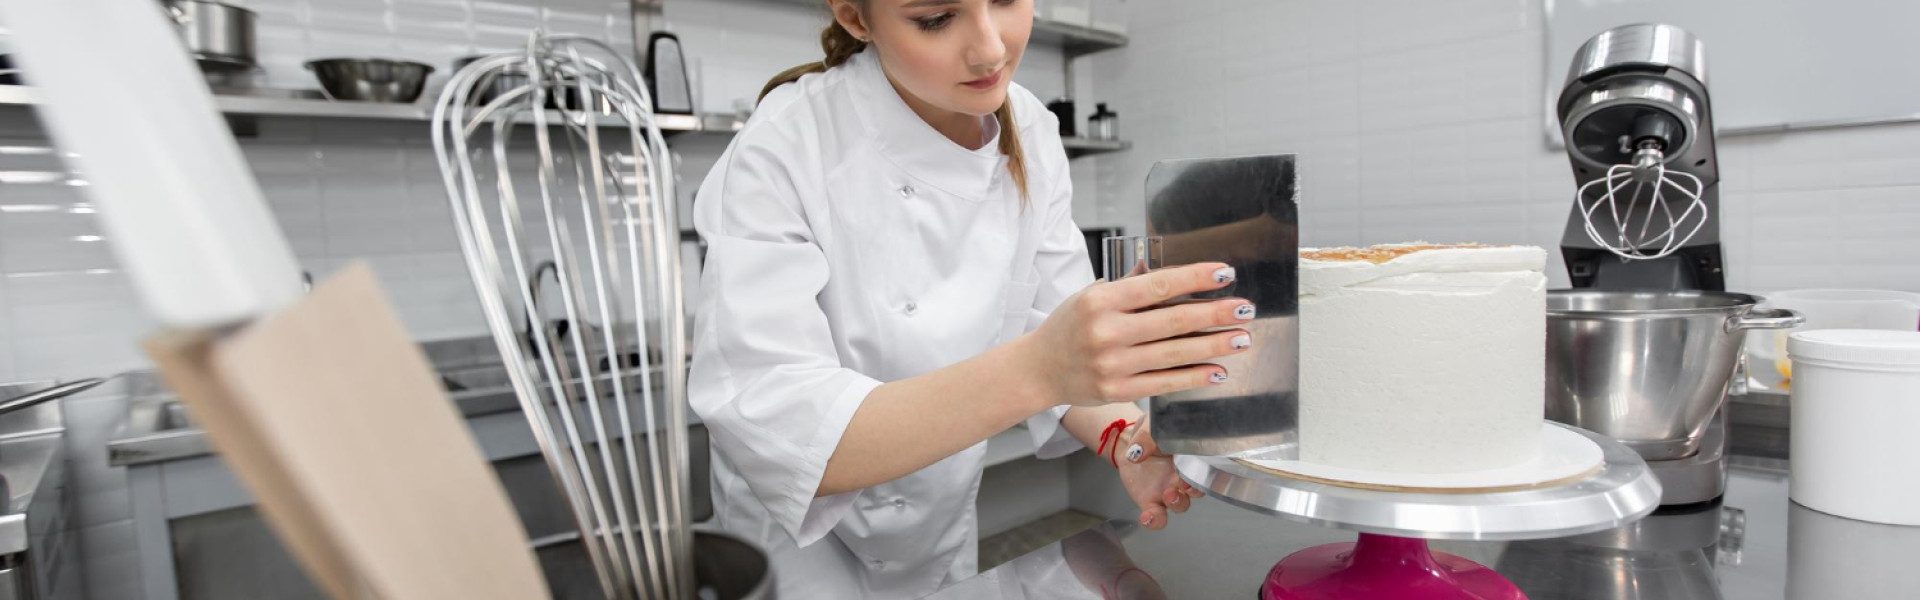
top-left (913, 12), bottom-right (954, 31)
top-left (992, 0), bottom-right (1018, 5)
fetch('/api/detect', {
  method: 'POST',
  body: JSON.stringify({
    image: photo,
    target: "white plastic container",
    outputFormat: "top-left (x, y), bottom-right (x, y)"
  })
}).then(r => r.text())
top-left (1788, 329), bottom-right (1920, 525)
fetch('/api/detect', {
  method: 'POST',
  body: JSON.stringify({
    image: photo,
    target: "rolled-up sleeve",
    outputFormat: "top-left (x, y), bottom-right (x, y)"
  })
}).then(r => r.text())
top-left (1020, 125), bottom-right (1097, 460)
top-left (688, 135), bottom-right (877, 546)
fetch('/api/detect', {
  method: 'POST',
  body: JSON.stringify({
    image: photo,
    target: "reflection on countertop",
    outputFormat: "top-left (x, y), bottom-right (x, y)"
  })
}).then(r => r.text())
top-left (929, 401), bottom-right (1920, 600)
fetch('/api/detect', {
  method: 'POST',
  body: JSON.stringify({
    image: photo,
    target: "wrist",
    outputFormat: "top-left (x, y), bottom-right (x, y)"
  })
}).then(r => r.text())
top-left (998, 334), bottom-right (1062, 414)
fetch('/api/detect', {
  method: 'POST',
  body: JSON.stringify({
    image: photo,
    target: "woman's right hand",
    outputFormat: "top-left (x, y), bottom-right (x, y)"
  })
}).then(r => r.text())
top-left (1021, 262), bottom-right (1255, 408)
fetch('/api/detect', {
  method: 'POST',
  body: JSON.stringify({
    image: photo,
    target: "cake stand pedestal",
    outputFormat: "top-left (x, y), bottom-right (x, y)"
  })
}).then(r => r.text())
top-left (1175, 422), bottom-right (1661, 600)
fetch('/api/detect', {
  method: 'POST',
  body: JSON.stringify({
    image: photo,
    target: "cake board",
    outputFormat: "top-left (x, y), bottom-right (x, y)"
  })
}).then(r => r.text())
top-left (1174, 421), bottom-right (1661, 599)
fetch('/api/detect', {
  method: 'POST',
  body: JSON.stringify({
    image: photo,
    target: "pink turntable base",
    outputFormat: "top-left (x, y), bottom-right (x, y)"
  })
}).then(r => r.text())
top-left (1260, 534), bottom-right (1525, 600)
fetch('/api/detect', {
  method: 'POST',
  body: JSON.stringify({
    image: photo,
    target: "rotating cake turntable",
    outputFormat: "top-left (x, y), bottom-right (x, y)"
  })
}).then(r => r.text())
top-left (1176, 423), bottom-right (1661, 599)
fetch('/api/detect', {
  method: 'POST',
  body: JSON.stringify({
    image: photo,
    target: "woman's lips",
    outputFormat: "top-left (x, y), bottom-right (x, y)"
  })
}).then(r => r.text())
top-left (963, 70), bottom-right (1002, 90)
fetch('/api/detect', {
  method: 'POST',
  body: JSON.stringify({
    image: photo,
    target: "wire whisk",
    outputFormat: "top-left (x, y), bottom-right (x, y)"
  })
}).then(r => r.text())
top-left (1574, 147), bottom-right (1709, 261)
top-left (431, 32), bottom-right (692, 600)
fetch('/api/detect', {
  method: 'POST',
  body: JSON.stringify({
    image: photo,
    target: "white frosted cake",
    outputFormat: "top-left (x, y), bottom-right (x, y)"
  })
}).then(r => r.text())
top-left (1297, 243), bottom-right (1547, 473)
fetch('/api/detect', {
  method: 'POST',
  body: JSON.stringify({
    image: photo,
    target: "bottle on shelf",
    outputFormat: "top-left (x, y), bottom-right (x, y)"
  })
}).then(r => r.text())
top-left (1087, 102), bottom-right (1117, 141)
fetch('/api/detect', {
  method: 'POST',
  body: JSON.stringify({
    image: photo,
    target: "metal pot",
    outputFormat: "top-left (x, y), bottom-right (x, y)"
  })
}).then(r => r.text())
top-left (162, 0), bottom-right (256, 72)
top-left (1545, 290), bottom-right (1801, 460)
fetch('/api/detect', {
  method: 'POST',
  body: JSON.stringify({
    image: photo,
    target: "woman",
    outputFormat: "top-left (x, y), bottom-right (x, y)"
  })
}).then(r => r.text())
top-left (688, 0), bottom-right (1253, 597)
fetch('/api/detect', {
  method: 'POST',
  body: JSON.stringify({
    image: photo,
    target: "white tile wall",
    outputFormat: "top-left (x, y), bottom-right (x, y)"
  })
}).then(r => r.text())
top-left (1082, 0), bottom-right (1920, 295)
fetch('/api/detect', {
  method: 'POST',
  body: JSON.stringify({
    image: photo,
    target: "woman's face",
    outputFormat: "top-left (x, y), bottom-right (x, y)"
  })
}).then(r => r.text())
top-left (837, 0), bottom-right (1032, 117)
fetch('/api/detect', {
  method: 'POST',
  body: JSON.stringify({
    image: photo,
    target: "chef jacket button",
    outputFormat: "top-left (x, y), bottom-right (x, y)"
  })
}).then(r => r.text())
top-left (903, 301), bottom-right (918, 316)
top-left (870, 559), bottom-right (886, 568)
top-left (898, 184), bottom-right (916, 198)
top-left (892, 498), bottom-right (908, 509)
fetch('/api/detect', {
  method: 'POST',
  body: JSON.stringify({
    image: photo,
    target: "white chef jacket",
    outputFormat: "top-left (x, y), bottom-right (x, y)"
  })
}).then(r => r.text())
top-left (688, 48), bottom-right (1093, 599)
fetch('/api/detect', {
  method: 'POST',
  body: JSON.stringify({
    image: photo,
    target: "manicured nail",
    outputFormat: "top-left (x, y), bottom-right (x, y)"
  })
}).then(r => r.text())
top-left (1209, 371), bottom-right (1229, 384)
top-left (1126, 444), bottom-right (1145, 462)
top-left (1213, 266), bottom-right (1236, 284)
top-left (1231, 334), bottom-right (1251, 349)
top-left (1234, 304), bottom-right (1256, 320)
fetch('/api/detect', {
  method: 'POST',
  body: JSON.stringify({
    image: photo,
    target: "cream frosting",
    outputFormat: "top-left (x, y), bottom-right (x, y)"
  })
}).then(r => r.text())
top-left (1297, 243), bottom-right (1548, 473)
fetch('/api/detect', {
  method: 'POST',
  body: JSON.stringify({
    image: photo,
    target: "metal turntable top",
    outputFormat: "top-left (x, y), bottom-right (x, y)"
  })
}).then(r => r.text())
top-left (1174, 422), bottom-right (1662, 541)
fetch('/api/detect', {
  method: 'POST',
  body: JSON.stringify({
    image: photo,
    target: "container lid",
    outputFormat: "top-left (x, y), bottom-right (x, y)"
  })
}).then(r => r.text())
top-left (1789, 329), bottom-right (1920, 366)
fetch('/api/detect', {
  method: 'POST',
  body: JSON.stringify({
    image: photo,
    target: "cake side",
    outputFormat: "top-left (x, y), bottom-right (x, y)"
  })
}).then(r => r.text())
top-left (1298, 244), bottom-right (1547, 474)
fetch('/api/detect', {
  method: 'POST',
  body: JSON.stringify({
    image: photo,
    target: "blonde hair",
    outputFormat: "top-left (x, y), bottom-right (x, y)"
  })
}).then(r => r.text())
top-left (759, 2), bottom-right (1030, 199)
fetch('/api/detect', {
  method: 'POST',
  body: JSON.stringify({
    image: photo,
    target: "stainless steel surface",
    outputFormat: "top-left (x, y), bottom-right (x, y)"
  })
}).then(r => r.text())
top-left (1137, 155), bottom-right (1298, 456)
top-left (161, 0), bottom-right (255, 72)
top-left (0, 378), bottom-right (103, 417)
top-left (434, 34), bottom-right (693, 600)
top-left (1545, 290), bottom-right (1801, 461)
top-left (0, 398), bottom-right (69, 600)
top-left (1557, 23), bottom-right (1725, 288)
top-left (931, 421), bottom-right (1833, 600)
top-left (1176, 422), bottom-right (1661, 541)
top-left (305, 58), bottom-right (433, 103)
top-left (1567, 23), bottom-right (1707, 88)
top-left (1099, 235), bottom-right (1160, 281)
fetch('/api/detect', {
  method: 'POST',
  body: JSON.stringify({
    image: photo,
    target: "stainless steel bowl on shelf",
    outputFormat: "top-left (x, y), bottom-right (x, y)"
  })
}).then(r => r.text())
top-left (305, 58), bottom-right (435, 103)
top-left (1545, 290), bottom-right (1801, 460)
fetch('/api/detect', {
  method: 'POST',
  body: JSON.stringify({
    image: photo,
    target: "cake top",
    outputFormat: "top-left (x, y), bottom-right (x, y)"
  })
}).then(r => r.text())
top-left (1299, 242), bottom-right (1546, 296)
top-left (1301, 243), bottom-right (1499, 264)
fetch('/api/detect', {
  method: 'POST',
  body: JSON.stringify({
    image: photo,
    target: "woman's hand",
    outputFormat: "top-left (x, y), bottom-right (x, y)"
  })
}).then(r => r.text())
top-left (1113, 420), bottom-right (1203, 530)
top-left (1018, 262), bottom-right (1255, 408)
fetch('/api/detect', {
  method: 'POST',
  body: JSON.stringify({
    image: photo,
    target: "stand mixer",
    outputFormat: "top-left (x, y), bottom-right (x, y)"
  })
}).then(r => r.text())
top-left (1547, 23), bottom-right (1787, 508)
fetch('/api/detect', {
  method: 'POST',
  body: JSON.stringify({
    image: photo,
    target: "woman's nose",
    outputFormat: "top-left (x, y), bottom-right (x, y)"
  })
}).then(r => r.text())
top-left (963, 11), bottom-right (1008, 72)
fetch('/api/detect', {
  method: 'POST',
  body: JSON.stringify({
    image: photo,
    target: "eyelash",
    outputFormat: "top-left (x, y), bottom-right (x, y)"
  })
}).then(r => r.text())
top-left (913, 0), bottom-right (1018, 32)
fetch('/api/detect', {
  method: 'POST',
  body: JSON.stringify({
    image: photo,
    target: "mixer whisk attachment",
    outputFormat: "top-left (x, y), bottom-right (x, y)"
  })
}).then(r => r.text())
top-left (431, 32), bottom-right (692, 600)
top-left (1574, 144), bottom-right (1709, 260)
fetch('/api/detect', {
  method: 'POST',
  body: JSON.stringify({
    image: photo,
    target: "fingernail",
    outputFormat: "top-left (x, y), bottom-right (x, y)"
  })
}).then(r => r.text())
top-left (1230, 334), bottom-right (1251, 349)
top-left (1209, 371), bottom-right (1229, 384)
top-left (1126, 444), bottom-right (1145, 462)
top-left (1140, 513), bottom-right (1154, 526)
top-left (1213, 266), bottom-right (1236, 284)
top-left (1234, 304), bottom-right (1256, 320)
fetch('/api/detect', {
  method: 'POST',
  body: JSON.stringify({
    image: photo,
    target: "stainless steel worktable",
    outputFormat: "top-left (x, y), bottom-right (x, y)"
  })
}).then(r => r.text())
top-left (926, 402), bottom-right (1918, 599)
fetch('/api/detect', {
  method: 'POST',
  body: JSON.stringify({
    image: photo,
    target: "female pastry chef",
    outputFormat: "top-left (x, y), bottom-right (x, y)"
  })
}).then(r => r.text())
top-left (687, 0), bottom-right (1253, 597)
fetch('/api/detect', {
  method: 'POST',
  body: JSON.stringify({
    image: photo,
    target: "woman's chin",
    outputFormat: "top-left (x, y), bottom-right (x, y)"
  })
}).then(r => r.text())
top-left (948, 89), bottom-right (1009, 116)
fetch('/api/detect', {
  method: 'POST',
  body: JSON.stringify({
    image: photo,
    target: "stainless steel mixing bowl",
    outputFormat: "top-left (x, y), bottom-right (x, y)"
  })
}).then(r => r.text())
top-left (1546, 290), bottom-right (1801, 460)
top-left (305, 58), bottom-right (434, 103)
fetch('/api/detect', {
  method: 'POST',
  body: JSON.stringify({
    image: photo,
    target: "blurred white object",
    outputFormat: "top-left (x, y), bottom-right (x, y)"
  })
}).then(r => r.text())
top-left (1788, 329), bottom-right (1920, 525)
top-left (432, 33), bottom-right (691, 600)
top-left (1748, 289), bottom-right (1920, 390)
top-left (1789, 500), bottom-right (1920, 599)
top-left (0, 0), bottom-right (302, 328)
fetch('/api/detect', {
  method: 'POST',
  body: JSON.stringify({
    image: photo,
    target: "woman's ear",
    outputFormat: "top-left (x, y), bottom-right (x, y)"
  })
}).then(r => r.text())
top-left (831, 0), bottom-right (872, 42)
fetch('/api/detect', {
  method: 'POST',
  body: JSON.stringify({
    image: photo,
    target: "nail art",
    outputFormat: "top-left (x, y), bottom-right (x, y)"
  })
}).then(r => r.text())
top-left (1209, 371), bottom-right (1229, 384)
top-left (1213, 266), bottom-right (1236, 284)
top-left (1126, 444), bottom-right (1144, 462)
top-left (1230, 334), bottom-right (1251, 349)
top-left (1233, 304), bottom-right (1256, 320)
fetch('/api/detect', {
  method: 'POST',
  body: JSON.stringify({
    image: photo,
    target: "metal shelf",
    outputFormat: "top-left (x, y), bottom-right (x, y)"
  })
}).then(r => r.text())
top-left (1062, 136), bottom-right (1129, 158)
top-left (1031, 18), bottom-right (1128, 58)
top-left (0, 84), bottom-right (705, 132)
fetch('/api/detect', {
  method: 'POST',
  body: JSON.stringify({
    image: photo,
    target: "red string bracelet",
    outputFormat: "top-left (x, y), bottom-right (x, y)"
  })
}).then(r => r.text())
top-left (1095, 418), bottom-right (1132, 467)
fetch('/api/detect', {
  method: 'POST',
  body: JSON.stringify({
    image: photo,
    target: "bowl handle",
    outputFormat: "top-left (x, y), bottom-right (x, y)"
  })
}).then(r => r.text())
top-left (1727, 307), bottom-right (1804, 332)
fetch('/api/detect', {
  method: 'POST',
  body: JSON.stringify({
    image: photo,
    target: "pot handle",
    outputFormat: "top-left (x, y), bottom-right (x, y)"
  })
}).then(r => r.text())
top-left (1727, 307), bottom-right (1804, 332)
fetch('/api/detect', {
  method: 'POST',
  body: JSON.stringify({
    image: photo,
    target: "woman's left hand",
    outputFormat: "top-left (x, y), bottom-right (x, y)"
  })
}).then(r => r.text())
top-left (1114, 419), bottom-right (1204, 530)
